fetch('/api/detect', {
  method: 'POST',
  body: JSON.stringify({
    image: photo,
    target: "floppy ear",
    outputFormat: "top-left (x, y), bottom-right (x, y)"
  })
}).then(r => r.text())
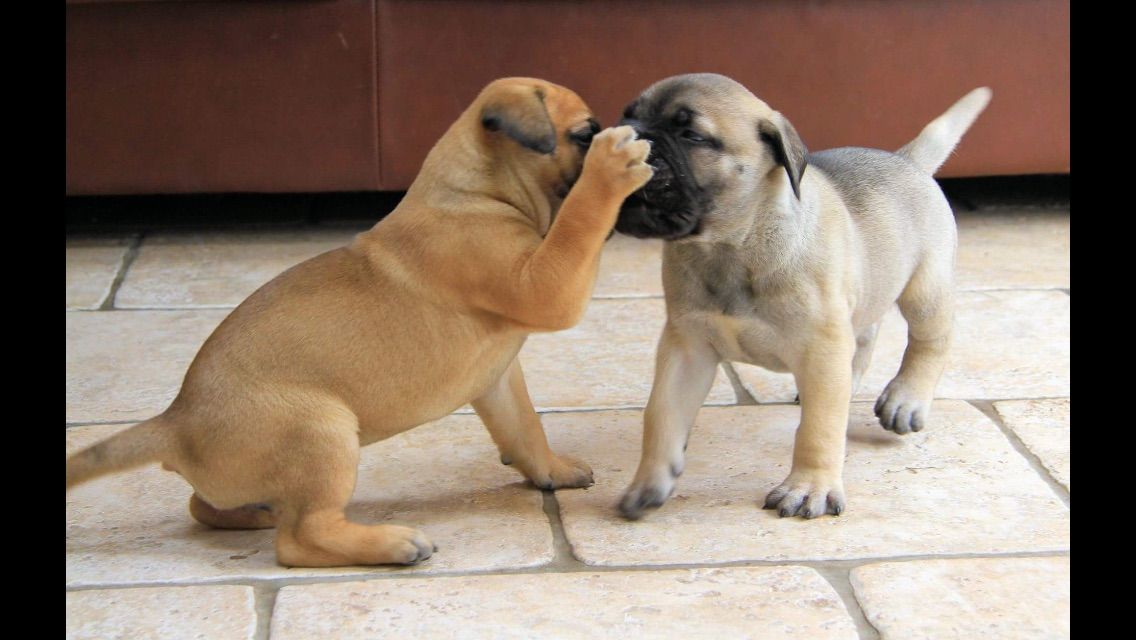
top-left (480, 86), bottom-right (557, 155)
top-left (757, 113), bottom-right (808, 199)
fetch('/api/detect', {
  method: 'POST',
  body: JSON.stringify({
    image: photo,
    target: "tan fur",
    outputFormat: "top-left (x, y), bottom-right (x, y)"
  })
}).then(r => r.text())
top-left (66, 78), bottom-right (652, 567)
top-left (616, 75), bottom-right (990, 520)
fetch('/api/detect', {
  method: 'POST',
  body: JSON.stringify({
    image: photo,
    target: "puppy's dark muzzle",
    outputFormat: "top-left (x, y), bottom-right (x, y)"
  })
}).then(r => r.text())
top-left (639, 154), bottom-right (686, 211)
top-left (615, 132), bottom-right (702, 240)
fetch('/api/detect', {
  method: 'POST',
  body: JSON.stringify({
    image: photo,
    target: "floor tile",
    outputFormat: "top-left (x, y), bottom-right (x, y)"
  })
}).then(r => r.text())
top-left (593, 235), bottom-right (664, 298)
top-left (66, 416), bottom-right (554, 587)
top-left (956, 210), bottom-right (1069, 290)
top-left (519, 298), bottom-right (737, 410)
top-left (851, 557), bottom-right (1069, 640)
top-left (115, 229), bottom-right (359, 308)
top-left (66, 238), bottom-right (131, 310)
top-left (735, 290), bottom-right (1069, 402)
top-left (550, 401), bottom-right (1069, 565)
top-left (994, 399), bottom-right (1070, 491)
top-left (271, 566), bottom-right (857, 639)
top-left (66, 310), bottom-right (228, 423)
top-left (66, 585), bottom-right (255, 640)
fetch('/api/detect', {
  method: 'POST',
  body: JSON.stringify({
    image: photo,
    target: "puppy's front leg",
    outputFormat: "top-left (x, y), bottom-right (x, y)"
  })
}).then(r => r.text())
top-left (618, 324), bottom-right (720, 519)
top-left (464, 126), bottom-right (652, 332)
top-left (764, 324), bottom-right (855, 519)
top-left (472, 357), bottom-right (593, 489)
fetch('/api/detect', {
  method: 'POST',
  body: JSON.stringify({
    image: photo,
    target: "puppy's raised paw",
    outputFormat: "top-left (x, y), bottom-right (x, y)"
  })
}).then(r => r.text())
top-left (581, 126), bottom-right (654, 199)
top-left (617, 474), bottom-right (675, 520)
top-left (874, 379), bottom-right (932, 435)
top-left (763, 471), bottom-right (845, 519)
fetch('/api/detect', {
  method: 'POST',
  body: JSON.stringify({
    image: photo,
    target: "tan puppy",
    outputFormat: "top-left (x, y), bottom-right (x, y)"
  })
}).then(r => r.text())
top-left (613, 74), bottom-right (991, 520)
top-left (67, 78), bottom-right (653, 567)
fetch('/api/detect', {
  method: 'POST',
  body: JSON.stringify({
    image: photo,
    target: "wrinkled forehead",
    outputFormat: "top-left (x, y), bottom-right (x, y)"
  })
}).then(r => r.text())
top-left (542, 83), bottom-right (593, 124)
top-left (630, 75), bottom-right (769, 129)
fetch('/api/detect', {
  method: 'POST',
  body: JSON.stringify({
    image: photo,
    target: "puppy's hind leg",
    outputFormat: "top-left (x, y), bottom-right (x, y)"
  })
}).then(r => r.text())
top-left (189, 493), bottom-right (275, 530)
top-left (272, 413), bottom-right (434, 567)
top-left (618, 324), bottom-right (719, 520)
top-left (851, 323), bottom-right (881, 397)
top-left (472, 357), bottom-right (593, 490)
top-left (875, 263), bottom-right (954, 435)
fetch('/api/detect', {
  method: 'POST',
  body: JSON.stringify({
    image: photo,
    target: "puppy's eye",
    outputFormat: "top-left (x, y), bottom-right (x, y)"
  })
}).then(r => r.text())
top-left (570, 119), bottom-right (601, 148)
top-left (681, 130), bottom-right (706, 143)
top-left (570, 129), bottom-right (596, 148)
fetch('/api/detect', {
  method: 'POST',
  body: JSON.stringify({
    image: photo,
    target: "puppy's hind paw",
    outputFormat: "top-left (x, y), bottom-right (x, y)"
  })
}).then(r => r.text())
top-left (391, 527), bottom-right (436, 565)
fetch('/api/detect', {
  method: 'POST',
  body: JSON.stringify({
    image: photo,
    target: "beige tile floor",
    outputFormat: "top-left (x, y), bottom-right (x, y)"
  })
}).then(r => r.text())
top-left (66, 207), bottom-right (1069, 639)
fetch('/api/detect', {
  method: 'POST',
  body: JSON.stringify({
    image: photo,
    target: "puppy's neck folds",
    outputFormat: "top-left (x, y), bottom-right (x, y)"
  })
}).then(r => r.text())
top-left (711, 181), bottom-right (818, 285)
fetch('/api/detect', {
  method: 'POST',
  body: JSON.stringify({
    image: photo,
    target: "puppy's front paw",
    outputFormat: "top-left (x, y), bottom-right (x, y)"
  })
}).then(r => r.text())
top-left (582, 126), bottom-right (654, 198)
top-left (529, 454), bottom-right (594, 490)
top-left (763, 471), bottom-right (845, 519)
top-left (874, 379), bottom-right (932, 435)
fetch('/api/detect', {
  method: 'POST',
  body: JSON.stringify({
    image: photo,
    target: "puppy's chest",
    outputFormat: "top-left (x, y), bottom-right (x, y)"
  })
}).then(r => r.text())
top-left (669, 250), bottom-right (802, 371)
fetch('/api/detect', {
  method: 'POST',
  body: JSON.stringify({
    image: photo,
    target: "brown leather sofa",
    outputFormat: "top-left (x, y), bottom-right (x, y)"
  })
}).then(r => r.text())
top-left (66, 0), bottom-right (1069, 196)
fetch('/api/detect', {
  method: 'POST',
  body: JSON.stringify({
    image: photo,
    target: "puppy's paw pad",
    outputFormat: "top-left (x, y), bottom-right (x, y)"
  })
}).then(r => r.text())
top-left (763, 473), bottom-right (845, 520)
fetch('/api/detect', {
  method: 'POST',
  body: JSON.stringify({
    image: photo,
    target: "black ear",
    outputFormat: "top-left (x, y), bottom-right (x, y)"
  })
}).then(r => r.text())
top-left (481, 87), bottom-right (557, 155)
top-left (757, 113), bottom-right (808, 199)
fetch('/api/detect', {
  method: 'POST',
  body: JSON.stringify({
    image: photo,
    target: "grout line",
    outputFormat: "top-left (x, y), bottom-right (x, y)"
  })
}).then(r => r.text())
top-left (541, 490), bottom-right (586, 572)
top-left (65, 397), bottom-right (1069, 429)
top-left (70, 305), bottom-right (238, 313)
top-left (68, 288), bottom-right (1073, 314)
top-left (97, 235), bottom-right (143, 311)
top-left (253, 584), bottom-right (278, 640)
top-left (813, 565), bottom-right (880, 640)
top-left (721, 363), bottom-right (758, 406)
top-left (66, 420), bottom-right (139, 429)
top-left (590, 294), bottom-right (665, 301)
top-left (1061, 288), bottom-right (1069, 296)
top-left (65, 549), bottom-right (1070, 593)
top-left (956, 287), bottom-right (1071, 294)
top-left (529, 402), bottom-right (738, 416)
top-left (967, 400), bottom-right (1070, 507)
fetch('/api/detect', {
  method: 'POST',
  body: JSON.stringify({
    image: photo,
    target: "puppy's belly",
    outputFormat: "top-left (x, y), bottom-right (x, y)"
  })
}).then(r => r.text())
top-left (681, 311), bottom-right (791, 373)
top-left (351, 334), bottom-right (525, 445)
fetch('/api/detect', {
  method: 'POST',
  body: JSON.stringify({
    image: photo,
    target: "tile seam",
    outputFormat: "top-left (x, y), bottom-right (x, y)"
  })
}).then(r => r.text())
top-left (967, 399), bottom-right (1070, 507)
top-left (69, 287), bottom-right (1073, 312)
top-left (65, 549), bottom-right (1070, 592)
top-left (96, 234), bottom-right (142, 311)
top-left (812, 565), bottom-right (880, 640)
top-left (253, 584), bottom-right (277, 640)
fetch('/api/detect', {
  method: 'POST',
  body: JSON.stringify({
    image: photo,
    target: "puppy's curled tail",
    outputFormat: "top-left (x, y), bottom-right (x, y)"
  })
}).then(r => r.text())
top-left (898, 87), bottom-right (992, 175)
top-left (66, 416), bottom-right (171, 489)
